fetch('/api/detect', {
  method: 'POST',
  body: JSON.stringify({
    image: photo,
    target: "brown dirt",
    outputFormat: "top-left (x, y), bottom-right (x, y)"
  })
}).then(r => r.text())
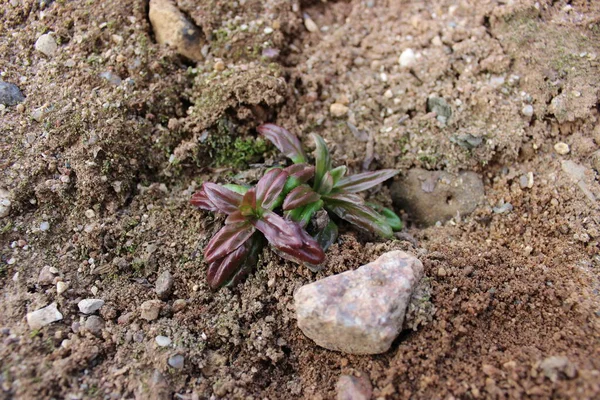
top-left (1, 0), bottom-right (599, 399)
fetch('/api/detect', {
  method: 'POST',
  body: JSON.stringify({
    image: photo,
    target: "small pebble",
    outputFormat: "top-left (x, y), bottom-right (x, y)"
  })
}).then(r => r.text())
top-left (85, 209), bottom-right (95, 219)
top-left (78, 299), bottom-right (105, 314)
top-left (213, 60), bottom-right (225, 72)
top-left (56, 281), bottom-right (68, 295)
top-left (554, 142), bottom-right (570, 155)
top-left (330, 103), bottom-right (349, 117)
top-left (303, 13), bottom-right (319, 33)
top-left (85, 316), bottom-right (104, 336)
top-left (155, 270), bottom-right (174, 300)
top-left (263, 27), bottom-right (273, 34)
top-left (26, 303), bottom-right (63, 330)
top-left (39, 221), bottom-right (50, 231)
top-left (399, 48), bottom-right (416, 67)
top-left (437, 267), bottom-right (447, 277)
top-left (34, 33), bottom-right (58, 57)
top-left (0, 81), bottom-right (25, 106)
top-left (140, 300), bottom-right (162, 321)
top-left (168, 354), bottom-right (184, 369)
top-left (155, 335), bottom-right (172, 347)
top-left (521, 104), bottom-right (534, 117)
top-left (38, 265), bottom-right (56, 285)
top-left (172, 299), bottom-right (187, 313)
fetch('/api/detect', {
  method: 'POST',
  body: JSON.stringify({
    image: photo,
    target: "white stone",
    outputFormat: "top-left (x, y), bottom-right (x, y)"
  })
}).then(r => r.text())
top-left (521, 104), bottom-right (534, 117)
top-left (85, 209), bottom-right (95, 219)
top-left (27, 303), bottom-right (63, 329)
top-left (295, 251), bottom-right (423, 354)
top-left (155, 335), bottom-right (172, 347)
top-left (554, 142), bottom-right (570, 155)
top-left (330, 103), bottom-right (349, 117)
top-left (399, 48), bottom-right (416, 67)
top-left (56, 281), bottom-right (68, 295)
top-left (39, 221), bottom-right (50, 231)
top-left (35, 34), bottom-right (58, 57)
top-left (78, 298), bottom-right (105, 314)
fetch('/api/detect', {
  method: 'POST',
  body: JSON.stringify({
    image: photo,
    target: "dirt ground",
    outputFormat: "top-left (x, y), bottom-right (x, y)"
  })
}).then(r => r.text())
top-left (1, 0), bottom-right (599, 399)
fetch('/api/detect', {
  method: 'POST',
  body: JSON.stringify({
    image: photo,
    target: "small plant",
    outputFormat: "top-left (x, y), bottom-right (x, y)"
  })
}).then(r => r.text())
top-left (192, 123), bottom-right (402, 289)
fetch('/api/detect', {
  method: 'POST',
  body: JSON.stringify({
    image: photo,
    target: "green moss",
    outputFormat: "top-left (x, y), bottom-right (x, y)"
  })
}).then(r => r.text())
top-left (206, 120), bottom-right (268, 169)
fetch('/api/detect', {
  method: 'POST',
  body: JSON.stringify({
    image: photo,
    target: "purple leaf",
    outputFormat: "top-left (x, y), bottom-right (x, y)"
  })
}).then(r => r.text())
top-left (324, 193), bottom-right (393, 238)
top-left (258, 123), bottom-right (307, 164)
top-left (190, 189), bottom-right (218, 212)
top-left (284, 163), bottom-right (315, 185)
top-left (239, 188), bottom-right (258, 216)
top-left (204, 222), bottom-right (256, 263)
top-left (256, 168), bottom-right (288, 210)
top-left (283, 185), bottom-right (321, 211)
top-left (207, 242), bottom-right (249, 289)
top-left (333, 169), bottom-right (399, 193)
top-left (225, 211), bottom-right (246, 225)
top-left (203, 183), bottom-right (243, 214)
top-left (253, 210), bottom-right (302, 249)
top-left (270, 221), bottom-right (325, 265)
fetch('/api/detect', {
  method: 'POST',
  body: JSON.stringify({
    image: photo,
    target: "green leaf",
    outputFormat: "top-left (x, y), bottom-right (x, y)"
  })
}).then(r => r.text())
top-left (329, 166), bottom-right (347, 185)
top-left (333, 169), bottom-right (399, 193)
top-left (286, 199), bottom-right (324, 227)
top-left (222, 184), bottom-right (249, 195)
top-left (283, 185), bottom-right (321, 211)
top-left (311, 133), bottom-right (331, 191)
top-left (367, 203), bottom-right (403, 231)
top-left (324, 193), bottom-right (393, 238)
top-left (315, 171), bottom-right (334, 195)
top-left (314, 220), bottom-right (338, 252)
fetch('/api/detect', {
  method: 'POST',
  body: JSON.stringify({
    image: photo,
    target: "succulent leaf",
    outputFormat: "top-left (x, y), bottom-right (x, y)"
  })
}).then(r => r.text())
top-left (324, 193), bottom-right (393, 238)
top-left (191, 189), bottom-right (218, 212)
top-left (204, 222), bottom-right (256, 263)
top-left (203, 183), bottom-right (243, 214)
top-left (256, 168), bottom-right (288, 210)
top-left (283, 185), bottom-right (321, 211)
top-left (334, 169), bottom-right (399, 193)
top-left (258, 123), bottom-right (307, 164)
top-left (311, 134), bottom-right (331, 191)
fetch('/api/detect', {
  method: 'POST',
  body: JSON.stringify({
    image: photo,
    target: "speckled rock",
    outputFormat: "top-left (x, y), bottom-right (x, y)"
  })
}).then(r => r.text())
top-left (0, 82), bottom-right (25, 106)
top-left (336, 373), bottom-right (372, 400)
top-left (149, 0), bottom-right (204, 61)
top-left (295, 251), bottom-right (423, 354)
top-left (140, 299), bottom-right (162, 321)
top-left (85, 316), bottom-right (105, 336)
top-left (155, 270), bottom-right (174, 300)
top-left (391, 168), bottom-right (485, 226)
top-left (26, 303), bottom-right (63, 330)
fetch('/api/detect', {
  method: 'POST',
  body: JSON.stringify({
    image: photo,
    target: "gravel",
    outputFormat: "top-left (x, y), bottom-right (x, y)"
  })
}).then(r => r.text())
top-left (85, 316), bottom-right (105, 336)
top-left (168, 354), bottom-right (184, 369)
top-left (399, 48), bottom-right (416, 67)
top-left (155, 335), bottom-right (172, 347)
top-left (77, 299), bottom-right (105, 314)
top-left (140, 300), bottom-right (162, 321)
top-left (26, 303), bottom-right (63, 330)
top-left (155, 270), bottom-right (174, 300)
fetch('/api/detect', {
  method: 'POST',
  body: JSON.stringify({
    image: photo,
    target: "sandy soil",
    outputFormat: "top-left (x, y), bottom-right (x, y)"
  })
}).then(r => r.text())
top-left (1, 0), bottom-right (599, 399)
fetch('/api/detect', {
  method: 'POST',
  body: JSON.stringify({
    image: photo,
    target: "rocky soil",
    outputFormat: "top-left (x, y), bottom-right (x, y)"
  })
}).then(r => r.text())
top-left (1, 0), bottom-right (599, 399)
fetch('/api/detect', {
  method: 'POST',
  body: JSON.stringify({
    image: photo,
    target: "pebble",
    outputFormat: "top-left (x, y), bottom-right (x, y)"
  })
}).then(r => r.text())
top-left (56, 281), bottom-right (68, 295)
top-left (519, 172), bottom-right (534, 189)
top-left (303, 13), bottom-right (319, 33)
top-left (78, 298), bottom-right (105, 314)
top-left (330, 103), bottom-right (349, 117)
top-left (172, 299), bottom-right (187, 313)
top-left (99, 71), bottom-right (122, 86)
top-left (85, 316), bottom-right (105, 336)
top-left (336, 374), bottom-right (372, 400)
top-left (554, 142), bottom-right (570, 155)
top-left (521, 104), bottom-right (534, 117)
top-left (213, 60), bottom-right (225, 72)
top-left (0, 192), bottom-right (10, 218)
top-left (39, 221), bottom-right (50, 231)
top-left (399, 48), bottom-right (416, 67)
top-left (155, 270), bottom-right (174, 300)
top-left (295, 251), bottom-right (424, 354)
top-left (168, 354), bottom-right (184, 369)
top-left (34, 34), bottom-right (58, 57)
top-left (0, 81), bottom-right (25, 106)
top-left (492, 202), bottom-right (513, 214)
top-left (26, 303), bottom-right (63, 330)
top-left (38, 265), bottom-right (56, 285)
top-left (140, 299), bottom-right (162, 321)
top-left (155, 335), bottom-right (172, 347)
top-left (148, 0), bottom-right (204, 61)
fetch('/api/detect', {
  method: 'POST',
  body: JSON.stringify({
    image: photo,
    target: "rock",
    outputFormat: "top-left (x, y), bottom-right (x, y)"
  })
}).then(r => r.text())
top-left (140, 300), bottom-right (162, 321)
top-left (155, 271), bottom-right (174, 300)
top-left (213, 60), bottom-right (225, 72)
top-left (391, 168), bottom-right (485, 226)
top-left (539, 356), bottom-right (577, 382)
top-left (427, 96), bottom-right (452, 124)
top-left (0, 82), bottom-right (25, 106)
top-left (172, 299), bottom-right (187, 313)
top-left (554, 142), bottom-right (570, 155)
top-left (78, 299), bottom-right (105, 314)
top-left (492, 201), bottom-right (513, 214)
top-left (85, 316), bottom-right (105, 336)
top-left (34, 33), bottom-right (58, 57)
top-left (330, 103), bottom-right (349, 117)
top-left (56, 281), bottom-right (68, 295)
top-left (0, 188), bottom-right (11, 219)
top-left (99, 71), bottom-right (122, 86)
top-left (336, 374), bottom-right (372, 400)
top-left (561, 160), bottom-right (596, 202)
top-left (295, 251), bottom-right (423, 354)
top-left (521, 104), bottom-right (534, 117)
top-left (399, 48), bottom-right (416, 67)
top-left (168, 354), bottom-right (184, 369)
top-left (155, 335), bottom-right (172, 347)
top-left (303, 13), bottom-right (319, 33)
top-left (39, 221), bottom-right (50, 231)
top-left (38, 265), bottom-right (56, 285)
top-left (26, 303), bottom-right (63, 330)
top-left (149, 0), bottom-right (204, 61)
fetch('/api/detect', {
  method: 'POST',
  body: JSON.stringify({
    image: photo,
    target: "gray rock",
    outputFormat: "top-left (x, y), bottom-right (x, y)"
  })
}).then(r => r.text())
top-left (336, 374), bottom-right (372, 400)
top-left (140, 299), bottom-right (162, 321)
top-left (168, 354), bottom-right (184, 369)
top-left (34, 33), bottom-right (58, 57)
top-left (149, 0), bottom-right (204, 61)
top-left (37, 265), bottom-right (56, 285)
top-left (427, 96), bottom-right (452, 124)
top-left (295, 251), bottom-right (423, 354)
top-left (26, 303), bottom-right (63, 330)
top-left (391, 168), bottom-right (485, 226)
top-left (78, 298), bottom-right (105, 314)
top-left (99, 71), bottom-right (122, 86)
top-left (155, 271), bottom-right (174, 300)
top-left (85, 316), bottom-right (105, 336)
top-left (0, 82), bottom-right (25, 106)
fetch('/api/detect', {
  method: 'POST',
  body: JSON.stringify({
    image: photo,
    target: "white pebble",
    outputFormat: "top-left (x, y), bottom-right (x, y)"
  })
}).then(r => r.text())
top-left (78, 298), bottom-right (105, 314)
top-left (399, 48), bottom-right (416, 67)
top-left (34, 33), bottom-right (58, 57)
top-left (26, 303), bottom-right (63, 329)
top-left (554, 142), bottom-right (570, 155)
top-left (85, 209), bottom-right (95, 219)
top-left (263, 27), bottom-right (273, 34)
top-left (521, 104), bottom-right (534, 117)
top-left (40, 221), bottom-right (50, 231)
top-left (155, 335), bottom-right (172, 347)
top-left (57, 281), bottom-right (68, 295)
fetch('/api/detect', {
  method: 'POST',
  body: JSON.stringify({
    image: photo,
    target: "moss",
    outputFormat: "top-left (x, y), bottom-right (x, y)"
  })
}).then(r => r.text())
top-left (205, 119), bottom-right (268, 169)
